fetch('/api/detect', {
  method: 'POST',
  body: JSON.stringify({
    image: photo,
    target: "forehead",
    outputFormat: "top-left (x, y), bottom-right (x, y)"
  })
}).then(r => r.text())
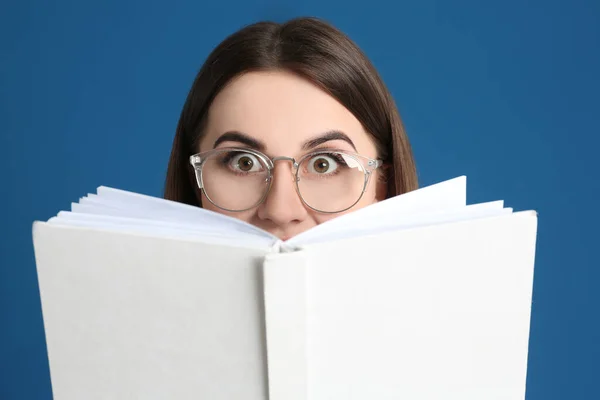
top-left (201, 70), bottom-right (375, 155)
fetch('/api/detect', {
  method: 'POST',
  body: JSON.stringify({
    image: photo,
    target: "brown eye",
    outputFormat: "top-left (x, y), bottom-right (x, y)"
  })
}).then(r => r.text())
top-left (313, 158), bottom-right (330, 173)
top-left (306, 155), bottom-right (339, 175)
top-left (238, 156), bottom-right (254, 171)
top-left (228, 152), bottom-right (262, 173)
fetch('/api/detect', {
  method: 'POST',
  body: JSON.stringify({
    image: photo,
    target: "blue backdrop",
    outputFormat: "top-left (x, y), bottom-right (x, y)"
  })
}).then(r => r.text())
top-left (1, 0), bottom-right (598, 398)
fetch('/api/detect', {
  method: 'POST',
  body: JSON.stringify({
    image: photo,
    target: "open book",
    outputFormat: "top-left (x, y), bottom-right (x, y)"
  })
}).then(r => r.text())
top-left (32, 176), bottom-right (538, 400)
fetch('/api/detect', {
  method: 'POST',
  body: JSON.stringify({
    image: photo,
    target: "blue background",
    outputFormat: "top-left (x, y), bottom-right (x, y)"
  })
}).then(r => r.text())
top-left (1, 0), bottom-right (598, 398)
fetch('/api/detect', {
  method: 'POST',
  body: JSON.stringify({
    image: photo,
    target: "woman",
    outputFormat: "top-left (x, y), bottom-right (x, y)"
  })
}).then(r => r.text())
top-left (165, 17), bottom-right (418, 240)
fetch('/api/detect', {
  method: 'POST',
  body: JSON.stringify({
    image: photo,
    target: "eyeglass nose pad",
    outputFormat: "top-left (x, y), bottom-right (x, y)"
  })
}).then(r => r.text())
top-left (264, 173), bottom-right (298, 184)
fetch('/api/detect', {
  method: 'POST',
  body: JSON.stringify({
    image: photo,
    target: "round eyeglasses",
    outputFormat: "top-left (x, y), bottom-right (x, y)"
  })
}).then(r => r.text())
top-left (189, 147), bottom-right (383, 214)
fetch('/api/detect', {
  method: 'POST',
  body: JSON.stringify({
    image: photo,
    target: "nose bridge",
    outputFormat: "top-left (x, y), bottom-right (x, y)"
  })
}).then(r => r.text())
top-left (269, 156), bottom-right (299, 181)
top-left (271, 155), bottom-right (297, 167)
top-left (258, 155), bottom-right (307, 226)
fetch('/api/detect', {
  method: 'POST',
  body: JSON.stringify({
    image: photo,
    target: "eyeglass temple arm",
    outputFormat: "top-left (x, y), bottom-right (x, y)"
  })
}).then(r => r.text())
top-left (367, 159), bottom-right (384, 170)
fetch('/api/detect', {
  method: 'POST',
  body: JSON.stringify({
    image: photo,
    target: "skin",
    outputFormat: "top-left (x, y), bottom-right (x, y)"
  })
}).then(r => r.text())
top-left (198, 70), bottom-right (386, 240)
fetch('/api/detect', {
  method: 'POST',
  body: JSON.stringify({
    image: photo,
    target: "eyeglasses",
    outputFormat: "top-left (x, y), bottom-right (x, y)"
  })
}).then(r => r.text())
top-left (189, 147), bottom-right (383, 214)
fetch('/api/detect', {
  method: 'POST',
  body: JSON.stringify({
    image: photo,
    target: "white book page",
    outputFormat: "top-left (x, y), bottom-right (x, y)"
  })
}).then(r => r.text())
top-left (289, 175), bottom-right (470, 244)
top-left (69, 187), bottom-right (276, 240)
top-left (50, 176), bottom-right (505, 248)
top-left (290, 200), bottom-right (509, 246)
top-left (67, 201), bottom-right (270, 242)
top-left (50, 211), bottom-right (272, 249)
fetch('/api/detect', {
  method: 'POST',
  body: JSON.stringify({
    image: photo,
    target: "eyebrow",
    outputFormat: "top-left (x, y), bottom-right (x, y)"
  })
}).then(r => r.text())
top-left (212, 129), bottom-right (357, 152)
top-left (213, 131), bottom-right (266, 151)
top-left (301, 130), bottom-right (357, 152)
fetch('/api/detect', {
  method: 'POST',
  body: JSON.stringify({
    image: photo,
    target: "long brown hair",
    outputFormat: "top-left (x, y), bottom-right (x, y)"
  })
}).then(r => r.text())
top-left (164, 17), bottom-right (418, 206)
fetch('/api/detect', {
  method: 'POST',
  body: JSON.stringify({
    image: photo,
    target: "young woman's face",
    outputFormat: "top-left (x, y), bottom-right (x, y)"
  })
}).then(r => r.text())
top-left (198, 71), bottom-right (386, 240)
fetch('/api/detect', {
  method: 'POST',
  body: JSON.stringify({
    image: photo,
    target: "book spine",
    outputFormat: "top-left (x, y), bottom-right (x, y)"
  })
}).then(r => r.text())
top-left (262, 251), bottom-right (308, 400)
top-left (270, 239), bottom-right (299, 253)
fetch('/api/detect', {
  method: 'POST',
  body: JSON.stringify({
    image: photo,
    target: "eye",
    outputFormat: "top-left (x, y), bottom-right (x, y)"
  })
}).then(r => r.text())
top-left (307, 154), bottom-right (339, 174)
top-left (229, 152), bottom-right (263, 173)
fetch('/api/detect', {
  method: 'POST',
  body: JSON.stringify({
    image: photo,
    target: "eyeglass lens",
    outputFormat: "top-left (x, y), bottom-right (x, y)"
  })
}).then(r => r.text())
top-left (200, 150), bottom-right (367, 212)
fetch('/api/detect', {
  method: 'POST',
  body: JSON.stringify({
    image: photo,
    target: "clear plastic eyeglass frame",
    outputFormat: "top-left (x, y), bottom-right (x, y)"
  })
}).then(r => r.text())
top-left (189, 147), bottom-right (384, 214)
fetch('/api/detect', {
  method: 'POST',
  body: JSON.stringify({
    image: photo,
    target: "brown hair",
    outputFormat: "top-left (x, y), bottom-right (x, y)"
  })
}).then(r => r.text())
top-left (164, 17), bottom-right (418, 206)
